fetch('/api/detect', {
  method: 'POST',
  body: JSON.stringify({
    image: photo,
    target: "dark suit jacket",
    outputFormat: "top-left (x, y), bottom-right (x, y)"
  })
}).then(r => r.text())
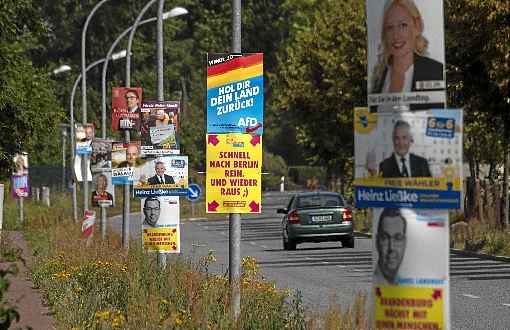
top-left (370, 54), bottom-right (445, 111)
top-left (148, 174), bottom-right (175, 185)
top-left (379, 153), bottom-right (431, 178)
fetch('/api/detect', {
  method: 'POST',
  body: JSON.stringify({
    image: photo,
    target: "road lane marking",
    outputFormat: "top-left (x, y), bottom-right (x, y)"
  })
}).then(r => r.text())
top-left (461, 294), bottom-right (480, 299)
top-left (337, 265), bottom-right (346, 268)
top-left (502, 303), bottom-right (510, 307)
top-left (260, 245), bottom-right (268, 249)
top-left (321, 261), bottom-right (329, 264)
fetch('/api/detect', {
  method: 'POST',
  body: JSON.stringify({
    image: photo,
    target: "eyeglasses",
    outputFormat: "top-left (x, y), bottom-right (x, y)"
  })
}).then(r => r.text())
top-left (125, 95), bottom-right (137, 99)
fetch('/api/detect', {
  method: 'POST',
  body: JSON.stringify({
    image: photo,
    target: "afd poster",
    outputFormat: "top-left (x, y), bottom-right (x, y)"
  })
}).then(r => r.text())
top-left (206, 133), bottom-right (262, 213)
top-left (111, 87), bottom-right (142, 131)
top-left (141, 196), bottom-right (180, 253)
top-left (140, 101), bottom-right (180, 156)
top-left (354, 108), bottom-right (462, 209)
top-left (372, 208), bottom-right (449, 330)
top-left (366, 0), bottom-right (446, 111)
top-left (207, 53), bottom-right (264, 134)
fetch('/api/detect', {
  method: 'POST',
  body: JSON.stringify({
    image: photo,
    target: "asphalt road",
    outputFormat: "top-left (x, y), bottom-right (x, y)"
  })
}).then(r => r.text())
top-left (110, 191), bottom-right (510, 329)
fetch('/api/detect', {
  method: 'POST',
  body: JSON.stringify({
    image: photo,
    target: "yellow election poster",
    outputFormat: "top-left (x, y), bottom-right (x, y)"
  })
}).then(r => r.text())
top-left (374, 286), bottom-right (444, 330)
top-left (206, 133), bottom-right (262, 213)
top-left (142, 226), bottom-right (180, 252)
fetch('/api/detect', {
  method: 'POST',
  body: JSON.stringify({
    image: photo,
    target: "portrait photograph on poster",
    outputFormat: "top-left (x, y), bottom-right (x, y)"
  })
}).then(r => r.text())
top-left (111, 87), bottom-right (143, 131)
top-left (140, 100), bottom-right (180, 156)
top-left (141, 196), bottom-right (180, 253)
top-left (75, 123), bottom-right (94, 155)
top-left (133, 155), bottom-right (188, 197)
top-left (111, 142), bottom-right (141, 184)
top-left (12, 153), bottom-right (28, 176)
top-left (90, 138), bottom-right (112, 173)
top-left (354, 108), bottom-right (463, 208)
top-left (91, 172), bottom-right (115, 207)
top-left (372, 207), bottom-right (449, 330)
top-left (366, 0), bottom-right (446, 110)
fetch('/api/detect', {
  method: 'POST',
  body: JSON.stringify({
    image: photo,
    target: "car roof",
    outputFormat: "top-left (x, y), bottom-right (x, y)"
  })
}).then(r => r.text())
top-left (292, 191), bottom-right (343, 198)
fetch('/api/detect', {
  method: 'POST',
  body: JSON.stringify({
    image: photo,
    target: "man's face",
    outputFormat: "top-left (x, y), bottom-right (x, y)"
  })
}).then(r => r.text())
top-left (125, 91), bottom-right (139, 109)
top-left (393, 126), bottom-right (412, 157)
top-left (96, 176), bottom-right (107, 191)
top-left (383, 4), bottom-right (420, 60)
top-left (126, 145), bottom-right (139, 165)
top-left (143, 199), bottom-right (160, 226)
top-left (155, 163), bottom-right (165, 176)
top-left (377, 216), bottom-right (406, 280)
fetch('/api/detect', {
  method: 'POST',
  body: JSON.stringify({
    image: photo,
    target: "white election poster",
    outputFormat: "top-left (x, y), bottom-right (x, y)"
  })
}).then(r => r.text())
top-left (372, 208), bottom-right (449, 330)
top-left (366, 0), bottom-right (446, 111)
top-left (141, 196), bottom-right (180, 253)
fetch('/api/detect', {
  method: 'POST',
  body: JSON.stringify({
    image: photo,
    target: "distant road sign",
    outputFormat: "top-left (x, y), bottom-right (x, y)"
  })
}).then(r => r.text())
top-left (186, 184), bottom-right (201, 202)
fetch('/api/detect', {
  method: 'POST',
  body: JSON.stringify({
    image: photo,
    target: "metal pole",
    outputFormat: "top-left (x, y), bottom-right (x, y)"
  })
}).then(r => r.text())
top-left (0, 184), bottom-right (4, 242)
top-left (18, 197), bottom-right (24, 226)
top-left (230, 0), bottom-right (242, 320)
top-left (156, 0), bottom-right (167, 269)
top-left (504, 149), bottom-right (510, 228)
top-left (62, 129), bottom-right (67, 191)
top-left (81, 0), bottom-right (110, 214)
top-left (101, 206), bottom-right (107, 239)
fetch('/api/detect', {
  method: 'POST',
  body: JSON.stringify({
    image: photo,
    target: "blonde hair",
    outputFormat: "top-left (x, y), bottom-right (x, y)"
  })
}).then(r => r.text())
top-left (371, 0), bottom-right (429, 93)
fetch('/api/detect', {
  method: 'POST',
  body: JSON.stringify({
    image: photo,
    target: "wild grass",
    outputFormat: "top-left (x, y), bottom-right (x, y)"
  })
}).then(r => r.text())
top-left (3, 189), bottom-right (371, 329)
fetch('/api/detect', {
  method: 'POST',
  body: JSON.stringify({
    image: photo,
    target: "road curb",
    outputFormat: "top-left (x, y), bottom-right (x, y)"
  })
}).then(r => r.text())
top-left (450, 248), bottom-right (510, 263)
top-left (355, 231), bottom-right (510, 263)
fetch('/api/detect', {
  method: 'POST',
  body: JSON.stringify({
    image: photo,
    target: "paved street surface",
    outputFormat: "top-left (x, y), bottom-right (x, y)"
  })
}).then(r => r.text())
top-left (110, 191), bottom-right (510, 329)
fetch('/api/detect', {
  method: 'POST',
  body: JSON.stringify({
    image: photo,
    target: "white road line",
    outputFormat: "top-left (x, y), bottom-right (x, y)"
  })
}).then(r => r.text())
top-left (260, 245), bottom-right (268, 249)
top-left (337, 265), bottom-right (346, 268)
top-left (461, 294), bottom-right (480, 299)
top-left (321, 261), bottom-right (329, 265)
top-left (502, 303), bottom-right (510, 307)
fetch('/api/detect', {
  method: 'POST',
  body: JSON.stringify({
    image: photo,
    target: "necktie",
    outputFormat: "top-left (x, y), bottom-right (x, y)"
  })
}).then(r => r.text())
top-left (401, 158), bottom-right (409, 177)
top-left (160, 176), bottom-right (164, 184)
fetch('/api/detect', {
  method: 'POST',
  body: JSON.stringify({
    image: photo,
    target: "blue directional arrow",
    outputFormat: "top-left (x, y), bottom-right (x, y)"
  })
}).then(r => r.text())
top-left (186, 184), bottom-right (202, 202)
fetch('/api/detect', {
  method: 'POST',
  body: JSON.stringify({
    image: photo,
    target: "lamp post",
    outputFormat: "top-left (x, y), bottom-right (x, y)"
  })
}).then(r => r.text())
top-left (101, 8), bottom-right (186, 140)
top-left (81, 0), bottom-right (112, 215)
top-left (121, 1), bottom-right (187, 251)
top-left (71, 50), bottom-right (127, 222)
top-left (53, 65), bottom-right (72, 75)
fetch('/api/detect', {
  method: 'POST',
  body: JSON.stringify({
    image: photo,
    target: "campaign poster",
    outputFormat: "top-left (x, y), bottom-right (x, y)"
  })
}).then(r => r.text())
top-left (90, 138), bottom-right (112, 173)
top-left (11, 175), bottom-right (29, 198)
top-left (74, 155), bottom-right (92, 182)
top-left (133, 156), bottom-right (188, 197)
top-left (366, 0), bottom-right (446, 111)
top-left (207, 53), bottom-right (264, 134)
top-left (372, 208), bottom-right (449, 330)
top-left (140, 100), bottom-right (180, 156)
top-left (91, 172), bottom-right (115, 207)
top-left (75, 123), bottom-right (95, 155)
top-left (206, 133), bottom-right (262, 213)
top-left (111, 142), bottom-right (141, 185)
top-left (141, 196), bottom-right (180, 253)
top-left (111, 87), bottom-right (143, 131)
top-left (354, 108), bottom-right (462, 209)
top-left (12, 153), bottom-right (28, 176)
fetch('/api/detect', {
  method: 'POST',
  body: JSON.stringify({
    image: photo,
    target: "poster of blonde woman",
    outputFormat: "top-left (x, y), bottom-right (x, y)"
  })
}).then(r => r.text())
top-left (353, 107), bottom-right (462, 209)
top-left (366, 0), bottom-right (446, 111)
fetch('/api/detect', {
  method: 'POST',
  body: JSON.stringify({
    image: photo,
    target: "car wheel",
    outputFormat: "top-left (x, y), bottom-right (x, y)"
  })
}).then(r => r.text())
top-left (283, 230), bottom-right (297, 250)
top-left (342, 236), bottom-right (355, 248)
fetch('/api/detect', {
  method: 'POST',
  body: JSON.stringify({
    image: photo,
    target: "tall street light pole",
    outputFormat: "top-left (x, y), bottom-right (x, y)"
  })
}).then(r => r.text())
top-left (230, 0), bottom-right (242, 320)
top-left (81, 0), bottom-right (111, 215)
top-left (71, 51), bottom-right (127, 222)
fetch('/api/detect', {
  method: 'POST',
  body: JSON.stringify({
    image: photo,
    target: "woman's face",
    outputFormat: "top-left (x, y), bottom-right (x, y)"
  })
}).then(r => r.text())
top-left (383, 4), bottom-right (420, 60)
top-left (96, 176), bottom-right (107, 191)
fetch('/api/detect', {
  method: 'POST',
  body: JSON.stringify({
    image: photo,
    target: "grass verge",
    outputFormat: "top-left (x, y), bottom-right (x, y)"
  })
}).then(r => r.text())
top-left (3, 189), bottom-right (370, 329)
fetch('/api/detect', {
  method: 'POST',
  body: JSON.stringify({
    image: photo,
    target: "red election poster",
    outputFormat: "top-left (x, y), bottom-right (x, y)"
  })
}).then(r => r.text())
top-left (111, 87), bottom-right (143, 131)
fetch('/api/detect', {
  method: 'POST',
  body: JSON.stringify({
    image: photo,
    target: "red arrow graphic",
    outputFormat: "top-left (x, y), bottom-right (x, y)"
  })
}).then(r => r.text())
top-left (250, 135), bottom-right (261, 146)
top-left (249, 201), bottom-right (260, 212)
top-left (208, 135), bottom-right (219, 146)
top-left (375, 287), bottom-right (382, 297)
top-left (208, 200), bottom-right (219, 212)
top-left (246, 122), bottom-right (262, 133)
top-left (432, 289), bottom-right (442, 300)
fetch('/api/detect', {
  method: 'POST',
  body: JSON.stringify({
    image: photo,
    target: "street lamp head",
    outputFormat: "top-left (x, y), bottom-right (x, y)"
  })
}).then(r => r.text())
top-left (53, 65), bottom-right (72, 75)
top-left (112, 49), bottom-right (127, 61)
top-left (163, 6), bottom-right (188, 19)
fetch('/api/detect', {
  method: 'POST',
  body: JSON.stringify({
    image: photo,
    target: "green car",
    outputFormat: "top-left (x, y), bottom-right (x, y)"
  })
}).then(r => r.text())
top-left (278, 192), bottom-right (354, 250)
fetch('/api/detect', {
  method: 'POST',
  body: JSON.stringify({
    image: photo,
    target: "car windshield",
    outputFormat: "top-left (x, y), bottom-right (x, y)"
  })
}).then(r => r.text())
top-left (296, 195), bottom-right (344, 208)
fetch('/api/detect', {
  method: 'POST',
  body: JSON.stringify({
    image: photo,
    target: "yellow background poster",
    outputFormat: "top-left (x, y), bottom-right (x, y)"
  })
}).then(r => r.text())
top-left (374, 286), bottom-right (444, 330)
top-left (206, 133), bottom-right (262, 213)
top-left (142, 226), bottom-right (180, 253)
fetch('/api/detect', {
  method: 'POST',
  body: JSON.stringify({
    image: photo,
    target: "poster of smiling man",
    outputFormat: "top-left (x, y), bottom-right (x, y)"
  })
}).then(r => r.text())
top-left (366, 0), bottom-right (446, 111)
top-left (133, 156), bottom-right (188, 197)
top-left (111, 87), bottom-right (143, 131)
top-left (372, 208), bottom-right (449, 330)
top-left (140, 101), bottom-right (180, 156)
top-left (354, 107), bottom-right (462, 209)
